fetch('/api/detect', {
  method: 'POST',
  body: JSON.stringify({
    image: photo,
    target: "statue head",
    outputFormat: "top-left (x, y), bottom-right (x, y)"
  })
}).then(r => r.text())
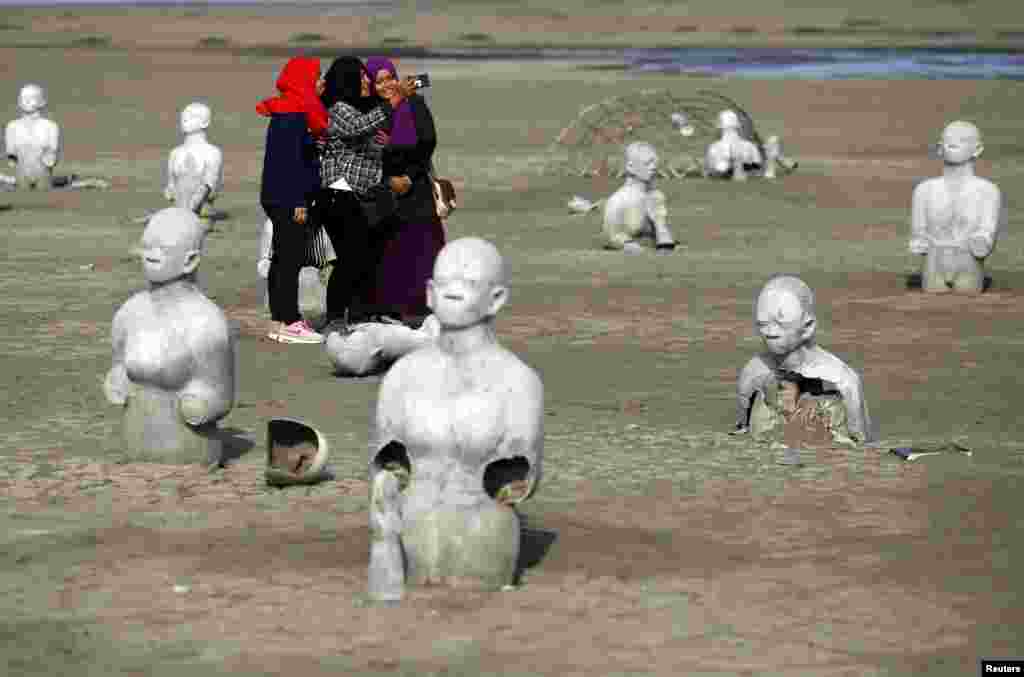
top-left (937, 120), bottom-right (983, 166)
top-left (427, 237), bottom-right (507, 330)
top-left (17, 83), bottom-right (46, 115)
top-left (754, 275), bottom-right (817, 358)
top-left (137, 207), bottom-right (204, 285)
top-left (180, 102), bottom-right (212, 135)
top-left (624, 141), bottom-right (659, 183)
top-left (717, 109), bottom-right (741, 132)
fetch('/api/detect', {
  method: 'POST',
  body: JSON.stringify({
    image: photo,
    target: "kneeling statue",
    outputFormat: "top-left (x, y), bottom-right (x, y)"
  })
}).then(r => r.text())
top-left (368, 237), bottom-right (544, 601)
top-left (104, 207), bottom-right (236, 463)
top-left (910, 120), bottom-right (1004, 294)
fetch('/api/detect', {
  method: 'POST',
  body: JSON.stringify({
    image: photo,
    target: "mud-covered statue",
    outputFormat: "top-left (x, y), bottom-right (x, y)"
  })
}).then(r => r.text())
top-left (368, 238), bottom-right (544, 601)
top-left (601, 142), bottom-right (678, 252)
top-left (326, 315), bottom-right (440, 377)
top-left (734, 275), bottom-right (874, 447)
top-left (165, 102), bottom-right (224, 219)
top-left (909, 121), bottom-right (1005, 294)
top-left (4, 84), bottom-right (60, 190)
top-left (704, 110), bottom-right (763, 181)
top-left (104, 207), bottom-right (236, 463)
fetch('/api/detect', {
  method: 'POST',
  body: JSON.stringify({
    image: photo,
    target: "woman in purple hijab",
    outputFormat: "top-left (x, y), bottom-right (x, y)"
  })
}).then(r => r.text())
top-left (364, 57), bottom-right (446, 327)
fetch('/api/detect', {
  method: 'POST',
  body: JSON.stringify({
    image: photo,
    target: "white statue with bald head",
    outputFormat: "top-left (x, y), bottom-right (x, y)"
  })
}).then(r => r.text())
top-left (910, 121), bottom-right (1004, 293)
top-left (165, 102), bottom-right (223, 217)
top-left (735, 275), bottom-right (874, 445)
top-left (368, 237), bottom-right (544, 601)
top-left (4, 84), bottom-right (60, 190)
top-left (601, 142), bottom-right (678, 252)
top-left (104, 207), bottom-right (236, 463)
top-left (705, 110), bottom-right (763, 181)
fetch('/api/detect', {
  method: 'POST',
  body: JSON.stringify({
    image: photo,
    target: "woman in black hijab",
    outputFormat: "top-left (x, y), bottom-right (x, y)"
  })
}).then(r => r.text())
top-left (316, 57), bottom-right (407, 327)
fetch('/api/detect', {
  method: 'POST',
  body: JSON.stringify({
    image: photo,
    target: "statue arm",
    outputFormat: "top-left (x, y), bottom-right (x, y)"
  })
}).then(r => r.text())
top-left (968, 184), bottom-right (1002, 259)
top-left (203, 147), bottom-right (224, 198)
top-left (4, 121), bottom-right (16, 165)
top-left (736, 356), bottom-right (772, 430)
top-left (103, 306), bottom-right (131, 406)
top-left (178, 319), bottom-right (235, 426)
top-left (43, 120), bottom-right (60, 168)
top-left (164, 151), bottom-right (178, 201)
top-left (909, 182), bottom-right (931, 255)
top-left (645, 189), bottom-right (668, 228)
top-left (495, 369), bottom-right (544, 503)
top-left (838, 370), bottom-right (874, 443)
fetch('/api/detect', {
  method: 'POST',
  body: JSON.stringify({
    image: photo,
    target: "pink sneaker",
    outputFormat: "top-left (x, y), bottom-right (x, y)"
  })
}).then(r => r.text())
top-left (276, 320), bottom-right (324, 344)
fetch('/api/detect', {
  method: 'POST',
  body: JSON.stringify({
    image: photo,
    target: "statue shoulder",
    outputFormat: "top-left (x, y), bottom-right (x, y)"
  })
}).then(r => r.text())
top-left (493, 347), bottom-right (543, 395)
top-left (809, 347), bottom-right (863, 389)
top-left (913, 176), bottom-right (941, 195)
top-left (972, 175), bottom-right (1001, 199)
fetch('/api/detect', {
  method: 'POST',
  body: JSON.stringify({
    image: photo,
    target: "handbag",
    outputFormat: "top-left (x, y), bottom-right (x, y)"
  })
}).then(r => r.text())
top-left (303, 222), bottom-right (333, 269)
top-left (432, 176), bottom-right (457, 219)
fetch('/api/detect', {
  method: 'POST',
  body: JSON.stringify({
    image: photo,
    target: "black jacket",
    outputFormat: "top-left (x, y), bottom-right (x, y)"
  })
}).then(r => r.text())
top-left (259, 112), bottom-right (321, 210)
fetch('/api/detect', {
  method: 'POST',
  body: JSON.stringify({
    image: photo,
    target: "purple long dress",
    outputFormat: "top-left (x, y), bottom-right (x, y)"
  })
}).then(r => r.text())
top-left (365, 58), bottom-right (446, 323)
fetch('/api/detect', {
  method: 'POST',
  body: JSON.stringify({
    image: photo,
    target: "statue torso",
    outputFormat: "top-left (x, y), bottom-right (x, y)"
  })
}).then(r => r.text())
top-left (119, 289), bottom-right (227, 391)
top-left (919, 176), bottom-right (997, 246)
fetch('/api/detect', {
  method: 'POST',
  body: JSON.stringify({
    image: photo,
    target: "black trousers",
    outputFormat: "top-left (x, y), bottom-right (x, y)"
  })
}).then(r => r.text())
top-left (318, 188), bottom-right (392, 323)
top-left (263, 205), bottom-right (305, 326)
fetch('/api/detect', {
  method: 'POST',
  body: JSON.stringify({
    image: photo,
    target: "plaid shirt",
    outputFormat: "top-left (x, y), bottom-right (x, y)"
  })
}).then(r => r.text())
top-left (319, 101), bottom-right (390, 197)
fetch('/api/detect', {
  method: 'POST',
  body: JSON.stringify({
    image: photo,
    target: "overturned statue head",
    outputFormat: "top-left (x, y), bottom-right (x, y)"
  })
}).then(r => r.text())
top-left (734, 275), bottom-right (875, 447)
top-left (600, 142), bottom-right (678, 253)
top-left (4, 83), bottom-right (61, 190)
top-left (367, 237), bottom-right (545, 601)
top-left (909, 121), bottom-right (1004, 294)
top-left (165, 101), bottom-right (223, 217)
top-left (326, 315), bottom-right (440, 377)
top-left (103, 207), bottom-right (236, 463)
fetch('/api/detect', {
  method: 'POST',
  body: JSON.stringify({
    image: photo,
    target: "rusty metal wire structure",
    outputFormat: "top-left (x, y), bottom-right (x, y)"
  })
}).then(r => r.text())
top-left (542, 88), bottom-right (764, 178)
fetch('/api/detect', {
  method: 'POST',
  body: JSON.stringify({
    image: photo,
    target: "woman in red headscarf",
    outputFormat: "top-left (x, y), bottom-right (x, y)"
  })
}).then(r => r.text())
top-left (257, 56), bottom-right (329, 344)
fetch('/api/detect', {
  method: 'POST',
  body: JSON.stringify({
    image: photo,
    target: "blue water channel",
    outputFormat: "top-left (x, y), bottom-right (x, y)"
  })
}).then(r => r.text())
top-left (626, 48), bottom-right (1024, 80)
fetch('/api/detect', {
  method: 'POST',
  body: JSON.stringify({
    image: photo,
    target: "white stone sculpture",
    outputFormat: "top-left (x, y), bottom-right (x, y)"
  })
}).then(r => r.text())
top-left (2, 83), bottom-right (110, 192)
top-left (4, 84), bottom-right (60, 190)
top-left (704, 110), bottom-right (763, 181)
top-left (165, 102), bottom-right (223, 217)
top-left (104, 207), bottom-right (236, 463)
top-left (368, 237), bottom-right (544, 600)
top-left (909, 121), bottom-right (1004, 294)
top-left (735, 275), bottom-right (875, 446)
top-left (601, 142), bottom-right (678, 252)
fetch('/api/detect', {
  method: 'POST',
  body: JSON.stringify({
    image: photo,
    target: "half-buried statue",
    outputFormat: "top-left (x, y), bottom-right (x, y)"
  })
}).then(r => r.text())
top-left (735, 275), bottom-right (875, 447)
top-left (909, 120), bottom-right (1005, 294)
top-left (368, 237), bottom-right (544, 601)
top-left (104, 207), bottom-right (236, 463)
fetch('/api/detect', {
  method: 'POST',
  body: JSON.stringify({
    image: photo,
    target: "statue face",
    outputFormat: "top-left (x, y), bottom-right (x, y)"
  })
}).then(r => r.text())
top-left (180, 103), bottom-right (211, 135)
top-left (718, 109), bottom-right (740, 131)
top-left (17, 84), bottom-right (45, 114)
top-left (939, 122), bottom-right (981, 165)
top-left (625, 145), bottom-right (658, 183)
top-left (755, 289), bottom-right (811, 357)
top-left (138, 209), bottom-right (201, 284)
top-left (427, 239), bottom-right (506, 329)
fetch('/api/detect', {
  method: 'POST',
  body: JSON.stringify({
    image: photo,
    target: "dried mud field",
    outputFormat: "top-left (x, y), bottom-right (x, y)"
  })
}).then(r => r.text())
top-left (2, 33), bottom-right (1023, 677)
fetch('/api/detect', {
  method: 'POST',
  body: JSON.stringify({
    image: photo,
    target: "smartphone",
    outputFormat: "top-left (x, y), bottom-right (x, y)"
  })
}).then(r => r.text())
top-left (413, 73), bottom-right (431, 89)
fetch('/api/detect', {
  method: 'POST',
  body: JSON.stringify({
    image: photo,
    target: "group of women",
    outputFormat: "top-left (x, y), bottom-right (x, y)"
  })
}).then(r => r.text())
top-left (258, 55), bottom-right (446, 344)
